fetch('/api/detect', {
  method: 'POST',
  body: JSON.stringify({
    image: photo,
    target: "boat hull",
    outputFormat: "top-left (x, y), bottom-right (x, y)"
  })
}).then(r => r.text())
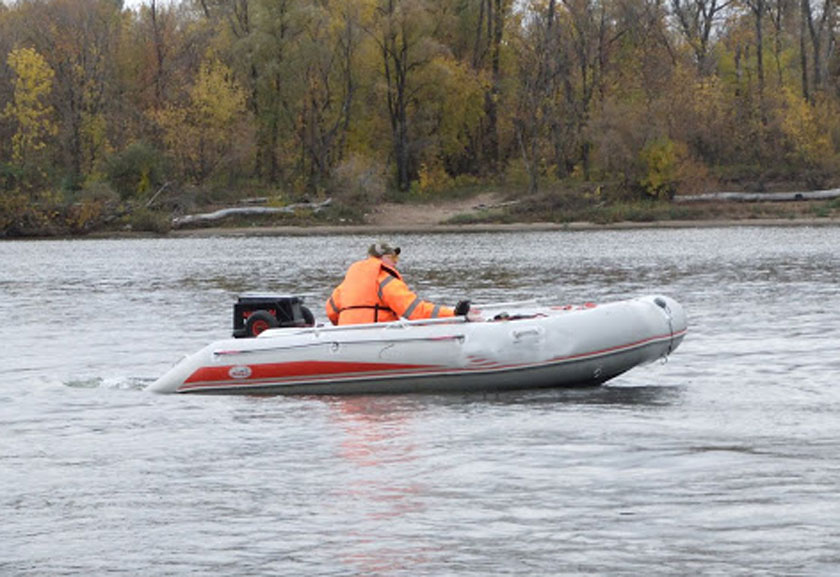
top-left (149, 295), bottom-right (687, 395)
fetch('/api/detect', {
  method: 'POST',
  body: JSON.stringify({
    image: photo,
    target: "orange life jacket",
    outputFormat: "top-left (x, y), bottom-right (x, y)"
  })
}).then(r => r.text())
top-left (326, 257), bottom-right (454, 326)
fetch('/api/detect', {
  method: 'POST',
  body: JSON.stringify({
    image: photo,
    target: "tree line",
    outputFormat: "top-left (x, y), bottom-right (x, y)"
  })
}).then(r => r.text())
top-left (1, 0), bottom-right (838, 235)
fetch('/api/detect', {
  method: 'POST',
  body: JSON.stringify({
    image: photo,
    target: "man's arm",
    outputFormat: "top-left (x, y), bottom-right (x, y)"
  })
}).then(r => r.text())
top-left (379, 276), bottom-right (454, 320)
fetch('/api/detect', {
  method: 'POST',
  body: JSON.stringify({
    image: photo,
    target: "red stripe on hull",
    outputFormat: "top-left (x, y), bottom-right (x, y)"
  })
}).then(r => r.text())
top-left (184, 360), bottom-right (432, 385)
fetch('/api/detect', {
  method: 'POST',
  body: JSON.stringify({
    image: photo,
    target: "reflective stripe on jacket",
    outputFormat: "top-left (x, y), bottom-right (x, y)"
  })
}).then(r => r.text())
top-left (326, 257), bottom-right (454, 326)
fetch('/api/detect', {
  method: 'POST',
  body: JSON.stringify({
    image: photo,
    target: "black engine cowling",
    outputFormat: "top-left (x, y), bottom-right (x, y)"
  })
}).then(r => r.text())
top-left (233, 295), bottom-right (315, 338)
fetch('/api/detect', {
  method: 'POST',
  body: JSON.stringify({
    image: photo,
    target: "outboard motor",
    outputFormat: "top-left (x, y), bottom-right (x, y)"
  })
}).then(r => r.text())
top-left (232, 295), bottom-right (315, 338)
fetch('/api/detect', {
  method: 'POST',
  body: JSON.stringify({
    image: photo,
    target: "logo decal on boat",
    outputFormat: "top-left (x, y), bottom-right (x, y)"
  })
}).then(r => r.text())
top-left (228, 365), bottom-right (252, 379)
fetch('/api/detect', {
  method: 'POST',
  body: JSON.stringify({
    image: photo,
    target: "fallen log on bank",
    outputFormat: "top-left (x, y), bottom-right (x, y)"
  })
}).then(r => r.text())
top-left (675, 188), bottom-right (840, 203)
top-left (172, 199), bottom-right (332, 228)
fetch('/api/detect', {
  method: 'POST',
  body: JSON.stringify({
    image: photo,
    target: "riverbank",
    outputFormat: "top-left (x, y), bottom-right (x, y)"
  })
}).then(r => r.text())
top-left (164, 189), bottom-right (840, 237)
top-left (8, 189), bottom-right (840, 240)
top-left (165, 190), bottom-right (840, 237)
top-left (163, 217), bottom-right (840, 238)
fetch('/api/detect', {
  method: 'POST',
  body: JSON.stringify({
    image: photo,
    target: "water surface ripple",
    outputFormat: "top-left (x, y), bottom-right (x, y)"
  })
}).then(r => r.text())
top-left (1, 227), bottom-right (839, 575)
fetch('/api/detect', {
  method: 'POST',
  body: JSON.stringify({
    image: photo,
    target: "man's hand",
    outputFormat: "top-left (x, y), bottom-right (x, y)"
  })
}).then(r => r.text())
top-left (454, 300), bottom-right (471, 316)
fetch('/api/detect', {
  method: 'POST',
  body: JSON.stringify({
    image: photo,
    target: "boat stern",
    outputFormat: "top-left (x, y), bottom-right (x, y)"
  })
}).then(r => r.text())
top-left (148, 345), bottom-right (214, 394)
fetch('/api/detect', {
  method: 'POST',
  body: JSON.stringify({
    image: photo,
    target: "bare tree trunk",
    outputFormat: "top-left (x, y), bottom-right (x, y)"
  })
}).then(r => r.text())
top-left (755, 0), bottom-right (766, 121)
top-left (802, 0), bottom-right (834, 94)
top-left (268, 78), bottom-right (280, 184)
top-left (801, 0), bottom-right (811, 101)
top-left (771, 0), bottom-right (786, 86)
top-left (150, 0), bottom-right (165, 104)
top-left (520, 0), bottom-right (556, 194)
top-left (396, 42), bottom-right (410, 191)
top-left (337, 14), bottom-right (357, 162)
top-left (198, 0), bottom-right (211, 19)
top-left (472, 0), bottom-right (487, 68)
top-left (485, 0), bottom-right (504, 175)
top-left (381, 0), bottom-right (412, 191)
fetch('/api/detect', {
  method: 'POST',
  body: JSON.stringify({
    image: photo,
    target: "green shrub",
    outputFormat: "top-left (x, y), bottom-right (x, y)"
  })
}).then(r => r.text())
top-left (126, 206), bottom-right (171, 234)
top-left (1, 163), bottom-right (23, 192)
top-left (105, 142), bottom-right (168, 201)
top-left (63, 183), bottom-right (120, 233)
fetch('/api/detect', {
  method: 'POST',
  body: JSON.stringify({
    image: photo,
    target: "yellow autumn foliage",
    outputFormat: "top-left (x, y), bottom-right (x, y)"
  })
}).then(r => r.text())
top-left (3, 47), bottom-right (57, 168)
top-left (152, 57), bottom-right (247, 182)
top-left (775, 88), bottom-right (831, 167)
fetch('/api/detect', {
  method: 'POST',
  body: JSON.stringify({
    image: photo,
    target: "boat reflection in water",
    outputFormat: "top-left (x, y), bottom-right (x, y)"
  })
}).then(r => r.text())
top-left (326, 396), bottom-right (433, 575)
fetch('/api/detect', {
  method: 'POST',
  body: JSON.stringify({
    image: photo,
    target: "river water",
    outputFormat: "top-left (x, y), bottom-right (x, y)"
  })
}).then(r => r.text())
top-left (1, 227), bottom-right (839, 576)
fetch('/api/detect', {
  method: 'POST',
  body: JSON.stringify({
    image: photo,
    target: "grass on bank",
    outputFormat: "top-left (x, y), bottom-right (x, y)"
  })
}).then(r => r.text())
top-left (122, 184), bottom-right (840, 231)
top-left (444, 186), bottom-right (840, 226)
top-left (4, 178), bottom-right (840, 238)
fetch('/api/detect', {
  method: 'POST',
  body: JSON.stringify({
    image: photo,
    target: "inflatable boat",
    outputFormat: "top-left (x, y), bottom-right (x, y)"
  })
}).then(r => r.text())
top-left (148, 294), bottom-right (687, 395)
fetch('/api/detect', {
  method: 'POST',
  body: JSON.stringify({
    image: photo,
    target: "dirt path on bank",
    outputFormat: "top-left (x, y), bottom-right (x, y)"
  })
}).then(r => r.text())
top-left (364, 192), bottom-right (505, 226)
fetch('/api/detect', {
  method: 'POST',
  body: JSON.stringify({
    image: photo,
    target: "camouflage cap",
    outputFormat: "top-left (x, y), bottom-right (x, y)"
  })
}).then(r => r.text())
top-left (368, 241), bottom-right (401, 258)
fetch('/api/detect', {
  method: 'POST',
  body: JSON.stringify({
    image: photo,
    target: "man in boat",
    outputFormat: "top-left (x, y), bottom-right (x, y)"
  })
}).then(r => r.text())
top-left (326, 242), bottom-right (471, 325)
